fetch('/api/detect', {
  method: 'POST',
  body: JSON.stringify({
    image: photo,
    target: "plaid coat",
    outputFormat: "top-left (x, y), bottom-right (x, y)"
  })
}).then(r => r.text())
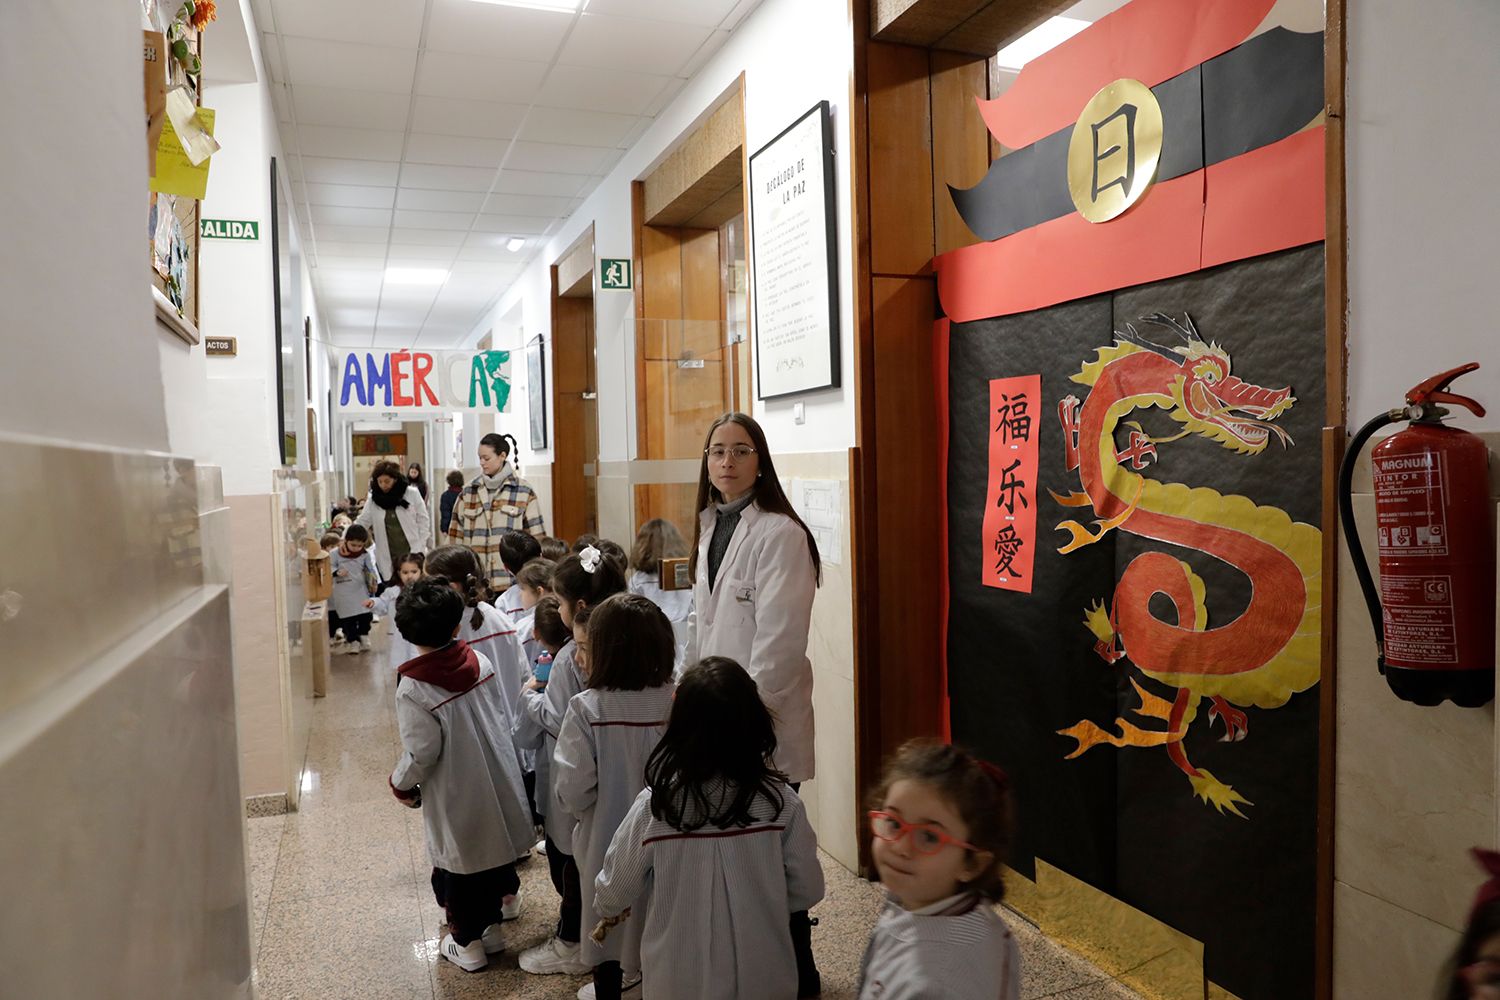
top-left (446, 469), bottom-right (546, 591)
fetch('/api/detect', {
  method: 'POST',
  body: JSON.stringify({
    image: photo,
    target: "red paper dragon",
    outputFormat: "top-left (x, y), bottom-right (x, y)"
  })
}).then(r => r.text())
top-left (1052, 313), bottom-right (1321, 817)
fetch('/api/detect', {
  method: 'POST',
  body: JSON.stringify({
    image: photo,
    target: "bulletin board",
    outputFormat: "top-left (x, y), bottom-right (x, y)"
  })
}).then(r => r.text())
top-left (145, 2), bottom-right (207, 341)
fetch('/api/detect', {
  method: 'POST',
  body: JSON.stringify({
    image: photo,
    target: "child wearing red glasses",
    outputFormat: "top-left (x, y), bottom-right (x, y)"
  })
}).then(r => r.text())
top-left (1447, 849), bottom-right (1500, 999)
top-left (859, 738), bottom-right (1019, 1000)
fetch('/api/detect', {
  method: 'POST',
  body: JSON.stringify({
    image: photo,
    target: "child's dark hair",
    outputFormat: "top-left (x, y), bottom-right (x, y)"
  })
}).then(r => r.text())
top-left (499, 531), bottom-right (542, 576)
top-left (445, 469), bottom-right (465, 489)
top-left (395, 578), bottom-right (464, 649)
top-left (532, 595), bottom-right (571, 651)
top-left (539, 536), bottom-right (568, 561)
top-left (596, 539), bottom-right (628, 575)
top-left (516, 558), bottom-right (555, 592)
top-left (343, 523), bottom-right (370, 544)
top-left (1442, 853), bottom-right (1500, 1000)
top-left (422, 544), bottom-right (494, 629)
top-left (646, 657), bottom-right (786, 831)
top-left (396, 551), bottom-right (424, 575)
top-left (572, 602), bottom-right (595, 631)
top-left (584, 594), bottom-right (675, 691)
top-left (631, 518), bottom-right (688, 576)
top-left (319, 531), bottom-right (342, 549)
top-left (869, 738), bottom-right (1012, 902)
top-left (551, 551), bottom-right (627, 609)
top-left (571, 533), bottom-right (600, 553)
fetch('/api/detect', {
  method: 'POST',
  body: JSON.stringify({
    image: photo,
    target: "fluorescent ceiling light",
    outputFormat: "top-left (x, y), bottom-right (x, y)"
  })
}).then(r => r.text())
top-left (995, 16), bottom-right (1090, 70)
top-left (385, 267), bottom-right (448, 285)
top-left (466, 0), bottom-right (588, 12)
top-left (506, 237), bottom-right (526, 252)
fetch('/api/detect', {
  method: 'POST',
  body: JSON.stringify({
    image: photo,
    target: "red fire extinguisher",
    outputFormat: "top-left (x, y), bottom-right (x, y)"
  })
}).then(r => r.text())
top-left (1338, 362), bottom-right (1495, 707)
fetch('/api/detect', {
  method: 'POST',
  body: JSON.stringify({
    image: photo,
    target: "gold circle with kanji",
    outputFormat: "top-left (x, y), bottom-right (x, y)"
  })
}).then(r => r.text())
top-left (1067, 78), bottom-right (1164, 224)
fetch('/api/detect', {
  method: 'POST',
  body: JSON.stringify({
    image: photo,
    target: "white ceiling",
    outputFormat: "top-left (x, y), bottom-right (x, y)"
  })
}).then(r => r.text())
top-left (251, 0), bottom-right (762, 349)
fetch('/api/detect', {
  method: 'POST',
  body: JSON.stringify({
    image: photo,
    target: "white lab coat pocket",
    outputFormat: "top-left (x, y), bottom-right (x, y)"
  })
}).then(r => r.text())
top-left (719, 578), bottom-right (758, 630)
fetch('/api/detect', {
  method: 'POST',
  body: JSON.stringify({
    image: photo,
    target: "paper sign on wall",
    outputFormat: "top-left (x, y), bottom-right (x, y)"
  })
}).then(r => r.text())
top-left (338, 349), bottom-right (513, 413)
top-left (149, 105), bottom-right (216, 200)
top-left (981, 374), bottom-right (1041, 591)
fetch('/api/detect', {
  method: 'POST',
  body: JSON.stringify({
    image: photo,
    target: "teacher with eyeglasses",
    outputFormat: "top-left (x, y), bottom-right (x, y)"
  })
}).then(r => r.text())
top-left (686, 410), bottom-right (824, 997)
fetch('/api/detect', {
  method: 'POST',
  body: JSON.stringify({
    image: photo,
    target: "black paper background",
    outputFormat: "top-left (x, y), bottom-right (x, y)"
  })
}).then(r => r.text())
top-left (947, 245), bottom-right (1324, 1000)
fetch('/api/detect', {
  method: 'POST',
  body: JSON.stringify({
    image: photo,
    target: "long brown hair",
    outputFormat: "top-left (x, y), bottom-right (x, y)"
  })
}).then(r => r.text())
top-left (631, 518), bottom-right (688, 576)
top-left (423, 544), bottom-right (493, 629)
top-left (690, 412), bottom-right (821, 585)
top-left (584, 593), bottom-right (675, 691)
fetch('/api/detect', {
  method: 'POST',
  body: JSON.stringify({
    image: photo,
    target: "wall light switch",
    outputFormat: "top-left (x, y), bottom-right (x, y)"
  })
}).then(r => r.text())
top-left (794, 403), bottom-right (805, 425)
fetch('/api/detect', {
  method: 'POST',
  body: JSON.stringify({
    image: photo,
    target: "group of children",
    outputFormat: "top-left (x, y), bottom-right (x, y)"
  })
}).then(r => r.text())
top-left (324, 511), bottom-right (1022, 999)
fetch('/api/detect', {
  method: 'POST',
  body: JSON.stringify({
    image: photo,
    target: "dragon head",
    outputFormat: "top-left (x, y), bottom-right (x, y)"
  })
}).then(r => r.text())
top-left (1121, 313), bottom-right (1295, 455)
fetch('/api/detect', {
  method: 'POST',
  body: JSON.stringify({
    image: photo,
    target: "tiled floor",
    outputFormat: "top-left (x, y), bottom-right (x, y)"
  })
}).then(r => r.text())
top-left (249, 631), bottom-right (1143, 999)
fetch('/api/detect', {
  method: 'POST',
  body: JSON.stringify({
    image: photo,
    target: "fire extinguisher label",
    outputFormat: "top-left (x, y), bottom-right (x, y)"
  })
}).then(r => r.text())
top-left (1380, 573), bottom-right (1459, 665)
top-left (1373, 451), bottom-right (1449, 557)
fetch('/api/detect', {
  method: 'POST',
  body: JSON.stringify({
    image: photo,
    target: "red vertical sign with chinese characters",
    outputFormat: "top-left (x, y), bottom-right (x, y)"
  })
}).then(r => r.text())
top-left (982, 375), bottom-right (1041, 591)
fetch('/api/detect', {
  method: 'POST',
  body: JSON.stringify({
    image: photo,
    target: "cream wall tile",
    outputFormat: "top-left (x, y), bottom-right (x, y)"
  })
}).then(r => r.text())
top-left (1333, 881), bottom-right (1458, 1000)
top-left (1336, 494), bottom-right (1496, 932)
top-left (230, 494), bottom-right (287, 799)
top-left (806, 665), bottom-right (860, 872)
top-left (597, 472), bottom-right (632, 543)
top-left (528, 467), bottom-right (554, 534)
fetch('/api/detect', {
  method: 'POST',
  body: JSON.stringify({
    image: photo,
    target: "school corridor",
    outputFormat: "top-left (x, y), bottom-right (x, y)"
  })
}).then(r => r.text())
top-left (247, 630), bottom-right (1142, 1000)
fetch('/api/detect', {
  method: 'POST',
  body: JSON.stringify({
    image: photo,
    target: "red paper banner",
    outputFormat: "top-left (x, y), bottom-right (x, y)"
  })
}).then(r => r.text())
top-left (982, 374), bottom-right (1042, 591)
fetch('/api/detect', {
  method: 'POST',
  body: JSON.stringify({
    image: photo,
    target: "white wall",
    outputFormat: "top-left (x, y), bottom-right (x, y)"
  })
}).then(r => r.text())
top-left (470, 0), bottom-right (858, 466)
top-left (1347, 0), bottom-right (1500, 431)
top-left (157, 0), bottom-right (331, 496)
top-left (2, 2), bottom-right (169, 452)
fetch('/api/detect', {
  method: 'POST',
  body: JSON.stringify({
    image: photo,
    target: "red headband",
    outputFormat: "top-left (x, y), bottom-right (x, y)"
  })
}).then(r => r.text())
top-left (1471, 848), bottom-right (1500, 921)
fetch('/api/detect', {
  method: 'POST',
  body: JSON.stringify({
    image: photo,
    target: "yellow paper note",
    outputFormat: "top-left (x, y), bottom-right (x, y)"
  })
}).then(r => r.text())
top-left (150, 106), bottom-right (216, 200)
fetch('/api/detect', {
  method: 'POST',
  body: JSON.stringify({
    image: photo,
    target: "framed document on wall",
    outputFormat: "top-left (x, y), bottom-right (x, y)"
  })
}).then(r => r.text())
top-left (749, 101), bottom-right (840, 400)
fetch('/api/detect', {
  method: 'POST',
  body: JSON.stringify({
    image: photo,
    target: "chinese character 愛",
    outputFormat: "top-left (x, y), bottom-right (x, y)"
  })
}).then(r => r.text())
top-left (994, 525), bottom-right (1025, 578)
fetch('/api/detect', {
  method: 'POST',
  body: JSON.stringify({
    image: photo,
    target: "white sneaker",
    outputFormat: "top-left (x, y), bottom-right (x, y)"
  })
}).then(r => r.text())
top-left (502, 890), bottom-right (523, 921)
top-left (577, 974), bottom-right (643, 999)
top-left (343, 641), bottom-right (363, 655)
top-left (534, 837), bottom-right (548, 857)
top-left (440, 932), bottom-right (487, 972)
top-left (480, 923), bottom-right (505, 955)
top-left (519, 936), bottom-right (590, 976)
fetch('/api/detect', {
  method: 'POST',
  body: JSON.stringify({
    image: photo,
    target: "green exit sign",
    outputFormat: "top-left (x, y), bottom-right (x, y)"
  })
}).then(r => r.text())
top-left (200, 218), bottom-right (260, 240)
top-left (600, 258), bottom-right (632, 289)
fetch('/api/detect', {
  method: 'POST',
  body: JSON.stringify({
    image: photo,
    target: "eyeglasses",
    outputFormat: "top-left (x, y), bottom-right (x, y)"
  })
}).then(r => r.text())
top-left (867, 810), bottom-right (977, 855)
top-left (705, 445), bottom-right (757, 464)
top-left (1462, 961), bottom-right (1500, 996)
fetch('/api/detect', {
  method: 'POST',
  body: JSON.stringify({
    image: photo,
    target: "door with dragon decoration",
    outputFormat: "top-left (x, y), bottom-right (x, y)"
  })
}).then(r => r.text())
top-left (937, 2), bottom-right (1327, 999)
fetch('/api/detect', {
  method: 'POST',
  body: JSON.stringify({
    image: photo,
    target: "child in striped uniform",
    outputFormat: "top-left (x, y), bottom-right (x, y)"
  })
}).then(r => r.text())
top-left (516, 547), bottom-right (629, 979)
top-left (554, 594), bottom-right (677, 1000)
top-left (593, 656), bottom-right (824, 1000)
top-left (858, 739), bottom-right (1020, 1000)
top-left (364, 551), bottom-right (424, 671)
top-left (424, 546), bottom-right (530, 738)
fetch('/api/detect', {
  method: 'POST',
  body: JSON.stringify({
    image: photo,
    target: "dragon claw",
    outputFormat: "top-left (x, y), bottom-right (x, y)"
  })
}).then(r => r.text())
top-left (1188, 769), bottom-right (1253, 818)
top-left (1208, 697), bottom-right (1249, 742)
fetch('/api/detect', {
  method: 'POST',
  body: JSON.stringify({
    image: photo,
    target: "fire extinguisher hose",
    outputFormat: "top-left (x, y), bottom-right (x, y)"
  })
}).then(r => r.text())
top-left (1337, 410), bottom-right (1404, 672)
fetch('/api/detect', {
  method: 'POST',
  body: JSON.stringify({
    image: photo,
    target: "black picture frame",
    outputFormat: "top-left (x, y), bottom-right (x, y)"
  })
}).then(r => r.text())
top-left (748, 100), bottom-right (841, 401)
top-left (527, 336), bottom-right (548, 451)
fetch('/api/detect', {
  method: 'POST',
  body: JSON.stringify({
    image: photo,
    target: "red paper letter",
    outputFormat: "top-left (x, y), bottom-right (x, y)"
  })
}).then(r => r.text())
top-left (413, 353), bottom-right (439, 406)
top-left (391, 352), bottom-right (413, 406)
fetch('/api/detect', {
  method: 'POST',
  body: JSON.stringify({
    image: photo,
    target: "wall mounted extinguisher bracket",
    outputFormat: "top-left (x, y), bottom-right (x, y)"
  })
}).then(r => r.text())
top-left (1338, 363), bottom-right (1495, 708)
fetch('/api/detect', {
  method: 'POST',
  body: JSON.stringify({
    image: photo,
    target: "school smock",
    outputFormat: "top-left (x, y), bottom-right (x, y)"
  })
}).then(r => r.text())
top-left (687, 503), bottom-right (818, 782)
top-left (390, 643), bottom-right (534, 874)
top-left (594, 780), bottom-right (824, 1000)
top-left (856, 892), bottom-right (1021, 1000)
top-left (553, 684), bottom-right (675, 969)
top-left (512, 640), bottom-right (582, 852)
top-left (329, 547), bottom-right (379, 620)
top-left (369, 586), bottom-right (415, 670)
top-left (499, 583), bottom-right (526, 618)
top-left (459, 602), bottom-right (527, 733)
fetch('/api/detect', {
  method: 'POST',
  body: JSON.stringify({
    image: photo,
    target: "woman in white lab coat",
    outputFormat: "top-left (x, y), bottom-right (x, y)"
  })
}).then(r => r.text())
top-left (685, 411), bottom-right (823, 998)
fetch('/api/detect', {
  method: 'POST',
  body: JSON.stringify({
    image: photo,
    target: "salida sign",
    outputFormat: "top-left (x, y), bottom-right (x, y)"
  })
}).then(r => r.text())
top-left (338, 349), bottom-right (513, 413)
